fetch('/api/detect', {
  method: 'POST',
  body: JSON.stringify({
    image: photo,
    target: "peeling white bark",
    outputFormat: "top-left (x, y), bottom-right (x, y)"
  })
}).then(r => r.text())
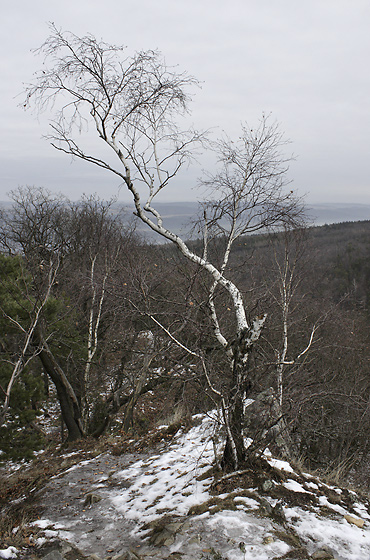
top-left (83, 249), bottom-right (117, 424)
top-left (273, 242), bottom-right (318, 407)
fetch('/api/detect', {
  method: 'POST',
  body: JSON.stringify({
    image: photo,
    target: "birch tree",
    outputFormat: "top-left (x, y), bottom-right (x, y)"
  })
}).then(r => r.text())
top-left (65, 196), bottom-right (124, 425)
top-left (24, 26), bottom-right (305, 469)
top-left (270, 231), bottom-right (319, 408)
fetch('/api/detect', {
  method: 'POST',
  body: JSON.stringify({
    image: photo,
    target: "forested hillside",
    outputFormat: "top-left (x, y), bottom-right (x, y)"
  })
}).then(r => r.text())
top-left (231, 220), bottom-right (370, 480)
top-left (1, 188), bottom-right (370, 487)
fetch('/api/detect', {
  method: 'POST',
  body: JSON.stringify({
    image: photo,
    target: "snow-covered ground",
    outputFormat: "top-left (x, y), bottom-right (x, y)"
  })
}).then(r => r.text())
top-left (4, 413), bottom-right (370, 559)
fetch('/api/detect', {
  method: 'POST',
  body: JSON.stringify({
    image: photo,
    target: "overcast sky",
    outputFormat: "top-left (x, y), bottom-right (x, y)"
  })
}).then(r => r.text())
top-left (1, 0), bottom-right (370, 204)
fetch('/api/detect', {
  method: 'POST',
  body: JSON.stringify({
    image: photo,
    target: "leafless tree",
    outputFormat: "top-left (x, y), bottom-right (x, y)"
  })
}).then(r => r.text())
top-left (267, 230), bottom-right (320, 408)
top-left (62, 196), bottom-right (125, 424)
top-left (24, 26), bottom-right (305, 469)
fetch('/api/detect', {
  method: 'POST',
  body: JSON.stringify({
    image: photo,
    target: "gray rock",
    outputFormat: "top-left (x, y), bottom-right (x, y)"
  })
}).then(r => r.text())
top-left (153, 529), bottom-right (175, 547)
top-left (59, 543), bottom-right (73, 555)
top-left (311, 546), bottom-right (335, 559)
top-left (272, 502), bottom-right (286, 522)
top-left (83, 493), bottom-right (102, 507)
top-left (259, 497), bottom-right (273, 516)
top-left (163, 537), bottom-right (176, 547)
top-left (187, 535), bottom-right (201, 545)
top-left (42, 552), bottom-right (65, 560)
top-left (261, 479), bottom-right (274, 492)
top-left (166, 522), bottom-right (183, 533)
top-left (118, 551), bottom-right (145, 560)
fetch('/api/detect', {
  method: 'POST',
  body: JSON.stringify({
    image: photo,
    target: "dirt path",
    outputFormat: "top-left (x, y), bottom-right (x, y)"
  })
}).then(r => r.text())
top-left (37, 445), bottom-right (280, 560)
top-left (33, 420), bottom-right (258, 560)
top-left (38, 450), bottom-right (153, 558)
top-left (27, 417), bottom-right (370, 560)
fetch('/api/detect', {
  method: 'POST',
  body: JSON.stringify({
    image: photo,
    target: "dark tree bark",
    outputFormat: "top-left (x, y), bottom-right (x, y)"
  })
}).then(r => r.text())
top-left (35, 331), bottom-right (85, 441)
top-left (222, 328), bottom-right (261, 470)
top-left (222, 368), bottom-right (248, 467)
top-left (90, 373), bottom-right (172, 437)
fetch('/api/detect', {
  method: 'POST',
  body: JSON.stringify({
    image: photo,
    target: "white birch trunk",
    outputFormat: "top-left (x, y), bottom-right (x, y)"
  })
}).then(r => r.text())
top-left (82, 252), bottom-right (110, 425)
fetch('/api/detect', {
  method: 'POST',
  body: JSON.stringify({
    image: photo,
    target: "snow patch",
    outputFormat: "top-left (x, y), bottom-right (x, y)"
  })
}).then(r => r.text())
top-left (0, 548), bottom-right (17, 559)
top-left (111, 416), bottom-right (215, 522)
top-left (265, 456), bottom-right (294, 473)
top-left (283, 479), bottom-right (310, 493)
top-left (285, 506), bottom-right (370, 560)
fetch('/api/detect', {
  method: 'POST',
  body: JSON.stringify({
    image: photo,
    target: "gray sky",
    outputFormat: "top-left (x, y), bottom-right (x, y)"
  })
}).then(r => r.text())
top-left (1, 0), bottom-right (370, 204)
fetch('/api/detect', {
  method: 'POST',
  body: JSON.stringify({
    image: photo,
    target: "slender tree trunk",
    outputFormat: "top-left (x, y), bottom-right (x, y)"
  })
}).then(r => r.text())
top-left (222, 318), bottom-right (266, 470)
top-left (222, 394), bottom-right (246, 470)
top-left (222, 348), bottom-right (249, 469)
top-left (34, 331), bottom-right (85, 441)
top-left (123, 351), bottom-right (154, 432)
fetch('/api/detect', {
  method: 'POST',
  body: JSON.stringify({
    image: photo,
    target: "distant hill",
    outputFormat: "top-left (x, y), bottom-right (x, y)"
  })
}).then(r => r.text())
top-left (122, 201), bottom-right (370, 241)
top-left (306, 203), bottom-right (370, 225)
top-left (1, 199), bottom-right (369, 242)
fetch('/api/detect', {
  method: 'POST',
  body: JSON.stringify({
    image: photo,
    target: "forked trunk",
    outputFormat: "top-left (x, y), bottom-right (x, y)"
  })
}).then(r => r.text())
top-left (222, 391), bottom-right (247, 470)
top-left (222, 318), bottom-right (266, 471)
top-left (34, 330), bottom-right (85, 441)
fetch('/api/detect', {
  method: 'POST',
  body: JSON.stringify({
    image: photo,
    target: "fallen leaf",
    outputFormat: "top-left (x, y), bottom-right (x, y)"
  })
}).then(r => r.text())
top-left (344, 514), bottom-right (364, 528)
